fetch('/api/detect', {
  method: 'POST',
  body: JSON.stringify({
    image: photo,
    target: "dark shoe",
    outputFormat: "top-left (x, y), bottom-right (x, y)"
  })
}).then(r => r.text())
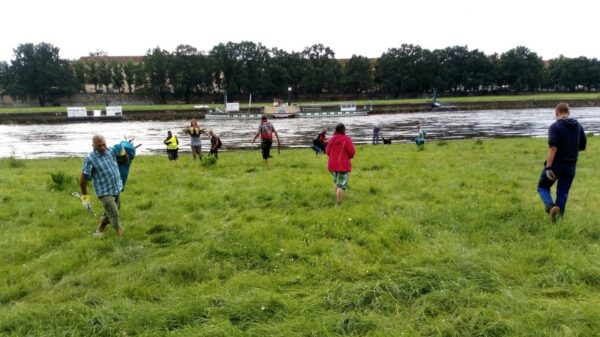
top-left (550, 206), bottom-right (560, 223)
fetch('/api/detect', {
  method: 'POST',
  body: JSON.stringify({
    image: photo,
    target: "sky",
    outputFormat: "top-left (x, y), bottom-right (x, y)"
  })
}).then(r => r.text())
top-left (1, 0), bottom-right (597, 62)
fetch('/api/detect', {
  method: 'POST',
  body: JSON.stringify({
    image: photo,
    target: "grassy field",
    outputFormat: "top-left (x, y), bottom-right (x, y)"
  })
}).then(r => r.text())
top-left (1, 138), bottom-right (600, 336)
top-left (1, 92), bottom-right (600, 114)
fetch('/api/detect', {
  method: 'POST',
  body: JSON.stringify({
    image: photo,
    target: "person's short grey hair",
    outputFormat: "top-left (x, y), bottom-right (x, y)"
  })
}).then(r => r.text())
top-left (92, 135), bottom-right (105, 144)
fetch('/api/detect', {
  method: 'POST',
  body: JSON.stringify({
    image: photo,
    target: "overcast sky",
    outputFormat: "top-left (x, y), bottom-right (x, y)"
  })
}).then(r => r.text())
top-left (1, 0), bottom-right (597, 62)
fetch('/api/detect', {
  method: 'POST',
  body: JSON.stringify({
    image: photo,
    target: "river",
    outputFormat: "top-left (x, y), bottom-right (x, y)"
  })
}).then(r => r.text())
top-left (2, 107), bottom-right (599, 159)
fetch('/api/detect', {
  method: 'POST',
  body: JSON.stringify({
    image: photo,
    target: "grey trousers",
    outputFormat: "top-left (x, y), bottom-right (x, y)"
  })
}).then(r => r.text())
top-left (99, 195), bottom-right (122, 229)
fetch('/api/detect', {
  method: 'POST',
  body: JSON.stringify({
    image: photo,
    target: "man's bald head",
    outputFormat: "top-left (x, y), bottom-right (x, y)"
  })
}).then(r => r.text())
top-left (92, 135), bottom-right (107, 154)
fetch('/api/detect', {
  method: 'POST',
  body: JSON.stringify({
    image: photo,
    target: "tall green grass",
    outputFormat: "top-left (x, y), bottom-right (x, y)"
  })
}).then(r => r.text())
top-left (1, 138), bottom-right (599, 336)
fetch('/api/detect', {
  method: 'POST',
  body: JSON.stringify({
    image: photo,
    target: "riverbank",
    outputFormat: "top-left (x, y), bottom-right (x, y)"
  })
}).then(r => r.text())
top-left (1, 138), bottom-right (600, 336)
top-left (1, 93), bottom-right (600, 124)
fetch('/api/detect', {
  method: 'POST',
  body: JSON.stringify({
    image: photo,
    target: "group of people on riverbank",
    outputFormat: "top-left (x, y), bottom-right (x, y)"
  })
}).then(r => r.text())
top-left (79, 103), bottom-right (587, 237)
top-left (163, 119), bottom-right (222, 162)
top-left (372, 125), bottom-right (426, 148)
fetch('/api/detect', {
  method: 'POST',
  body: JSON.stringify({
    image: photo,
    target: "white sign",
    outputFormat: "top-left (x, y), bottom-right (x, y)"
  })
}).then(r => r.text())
top-left (106, 106), bottom-right (123, 116)
top-left (226, 103), bottom-right (240, 112)
top-left (67, 107), bottom-right (87, 118)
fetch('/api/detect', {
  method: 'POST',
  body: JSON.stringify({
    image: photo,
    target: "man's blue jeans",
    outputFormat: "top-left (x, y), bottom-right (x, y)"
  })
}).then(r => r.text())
top-left (537, 162), bottom-right (576, 216)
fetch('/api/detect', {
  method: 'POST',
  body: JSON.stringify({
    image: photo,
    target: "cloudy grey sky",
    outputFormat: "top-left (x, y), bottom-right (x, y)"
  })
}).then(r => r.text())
top-left (1, 0), bottom-right (596, 61)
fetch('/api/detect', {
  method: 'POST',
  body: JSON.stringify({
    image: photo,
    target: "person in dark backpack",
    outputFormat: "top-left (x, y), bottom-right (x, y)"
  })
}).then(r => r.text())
top-left (208, 130), bottom-right (221, 159)
top-left (311, 128), bottom-right (327, 155)
top-left (251, 115), bottom-right (280, 163)
top-left (537, 103), bottom-right (587, 222)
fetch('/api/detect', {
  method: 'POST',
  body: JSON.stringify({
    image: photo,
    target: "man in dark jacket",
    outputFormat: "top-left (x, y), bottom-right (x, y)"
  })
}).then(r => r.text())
top-left (537, 103), bottom-right (587, 222)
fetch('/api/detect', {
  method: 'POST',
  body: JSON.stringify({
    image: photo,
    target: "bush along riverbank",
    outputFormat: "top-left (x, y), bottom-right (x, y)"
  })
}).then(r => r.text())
top-left (1, 138), bottom-right (600, 336)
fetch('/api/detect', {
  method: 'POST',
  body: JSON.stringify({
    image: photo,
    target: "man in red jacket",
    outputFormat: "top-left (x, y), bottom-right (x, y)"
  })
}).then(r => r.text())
top-left (326, 123), bottom-right (356, 204)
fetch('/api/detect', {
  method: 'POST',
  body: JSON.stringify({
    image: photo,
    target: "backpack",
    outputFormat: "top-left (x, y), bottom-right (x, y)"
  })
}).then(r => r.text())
top-left (261, 123), bottom-right (273, 140)
top-left (216, 137), bottom-right (222, 149)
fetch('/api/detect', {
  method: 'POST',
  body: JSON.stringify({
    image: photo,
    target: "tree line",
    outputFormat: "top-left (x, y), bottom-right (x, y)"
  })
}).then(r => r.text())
top-left (1, 42), bottom-right (600, 106)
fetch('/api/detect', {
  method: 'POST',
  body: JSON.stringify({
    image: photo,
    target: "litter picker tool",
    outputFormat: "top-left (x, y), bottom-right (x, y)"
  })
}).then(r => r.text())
top-left (72, 192), bottom-right (100, 225)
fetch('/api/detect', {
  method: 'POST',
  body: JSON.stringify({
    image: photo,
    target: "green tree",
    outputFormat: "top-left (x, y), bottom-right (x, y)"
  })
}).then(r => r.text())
top-left (170, 44), bottom-right (213, 102)
top-left (210, 41), bottom-right (270, 98)
top-left (7, 42), bottom-right (76, 106)
top-left (342, 55), bottom-right (373, 97)
top-left (144, 47), bottom-right (171, 103)
top-left (375, 44), bottom-right (430, 96)
top-left (122, 61), bottom-right (136, 93)
top-left (0, 61), bottom-right (13, 97)
top-left (71, 60), bottom-right (88, 93)
top-left (132, 63), bottom-right (147, 92)
top-left (86, 61), bottom-right (101, 92)
top-left (98, 61), bottom-right (112, 93)
top-left (498, 46), bottom-right (544, 92)
top-left (111, 62), bottom-right (124, 93)
top-left (300, 44), bottom-right (342, 96)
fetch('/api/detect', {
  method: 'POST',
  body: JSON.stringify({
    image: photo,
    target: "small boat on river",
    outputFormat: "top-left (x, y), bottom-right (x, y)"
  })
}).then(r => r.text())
top-left (296, 102), bottom-right (371, 117)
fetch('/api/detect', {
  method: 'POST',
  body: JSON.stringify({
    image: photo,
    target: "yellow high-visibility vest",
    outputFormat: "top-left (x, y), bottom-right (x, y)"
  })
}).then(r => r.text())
top-left (165, 136), bottom-right (178, 150)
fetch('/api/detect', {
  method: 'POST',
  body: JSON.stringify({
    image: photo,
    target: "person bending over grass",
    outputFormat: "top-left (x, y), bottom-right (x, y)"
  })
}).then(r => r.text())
top-left (326, 123), bottom-right (356, 204)
top-left (208, 130), bottom-right (222, 159)
top-left (537, 103), bottom-right (587, 223)
top-left (80, 135), bottom-right (125, 237)
top-left (311, 128), bottom-right (327, 155)
top-left (251, 115), bottom-right (280, 164)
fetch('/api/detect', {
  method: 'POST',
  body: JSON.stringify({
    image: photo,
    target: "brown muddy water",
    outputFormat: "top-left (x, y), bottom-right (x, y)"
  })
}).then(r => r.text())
top-left (2, 108), bottom-right (598, 159)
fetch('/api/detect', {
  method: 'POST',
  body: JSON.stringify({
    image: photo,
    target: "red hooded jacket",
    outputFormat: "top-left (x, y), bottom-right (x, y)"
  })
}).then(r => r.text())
top-left (326, 133), bottom-right (355, 172)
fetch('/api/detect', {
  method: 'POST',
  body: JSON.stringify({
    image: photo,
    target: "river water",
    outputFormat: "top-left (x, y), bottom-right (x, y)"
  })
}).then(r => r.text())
top-left (2, 107), bottom-right (599, 159)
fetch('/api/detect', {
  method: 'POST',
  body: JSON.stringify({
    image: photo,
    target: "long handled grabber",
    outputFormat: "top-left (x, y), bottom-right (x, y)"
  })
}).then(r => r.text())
top-left (72, 192), bottom-right (100, 225)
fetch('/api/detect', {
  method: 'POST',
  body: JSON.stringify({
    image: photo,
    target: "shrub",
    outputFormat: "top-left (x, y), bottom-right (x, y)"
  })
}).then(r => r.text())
top-left (48, 171), bottom-right (74, 191)
top-left (202, 155), bottom-right (218, 167)
top-left (7, 150), bottom-right (25, 168)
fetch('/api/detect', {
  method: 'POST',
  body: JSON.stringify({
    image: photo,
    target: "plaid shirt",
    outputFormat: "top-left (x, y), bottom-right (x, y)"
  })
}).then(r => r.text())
top-left (81, 147), bottom-right (123, 197)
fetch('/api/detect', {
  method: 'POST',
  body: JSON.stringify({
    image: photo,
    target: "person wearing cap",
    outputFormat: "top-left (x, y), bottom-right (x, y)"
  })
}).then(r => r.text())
top-left (537, 103), bottom-right (587, 222)
top-left (326, 123), bottom-right (356, 204)
top-left (80, 135), bottom-right (125, 237)
top-left (251, 115), bottom-right (280, 163)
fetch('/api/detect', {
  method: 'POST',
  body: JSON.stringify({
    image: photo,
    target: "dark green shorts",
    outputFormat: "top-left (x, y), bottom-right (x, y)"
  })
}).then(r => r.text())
top-left (332, 172), bottom-right (350, 190)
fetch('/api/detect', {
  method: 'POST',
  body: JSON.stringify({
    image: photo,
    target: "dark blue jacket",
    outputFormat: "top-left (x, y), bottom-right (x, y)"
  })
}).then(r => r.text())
top-left (548, 118), bottom-right (586, 163)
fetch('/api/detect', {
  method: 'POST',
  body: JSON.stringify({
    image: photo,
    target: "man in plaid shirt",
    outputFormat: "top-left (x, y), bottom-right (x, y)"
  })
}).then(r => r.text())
top-left (80, 135), bottom-right (125, 237)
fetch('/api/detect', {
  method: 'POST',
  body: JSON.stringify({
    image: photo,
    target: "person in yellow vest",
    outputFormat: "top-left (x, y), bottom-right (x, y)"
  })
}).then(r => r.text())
top-left (164, 130), bottom-right (179, 162)
top-left (184, 119), bottom-right (205, 160)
